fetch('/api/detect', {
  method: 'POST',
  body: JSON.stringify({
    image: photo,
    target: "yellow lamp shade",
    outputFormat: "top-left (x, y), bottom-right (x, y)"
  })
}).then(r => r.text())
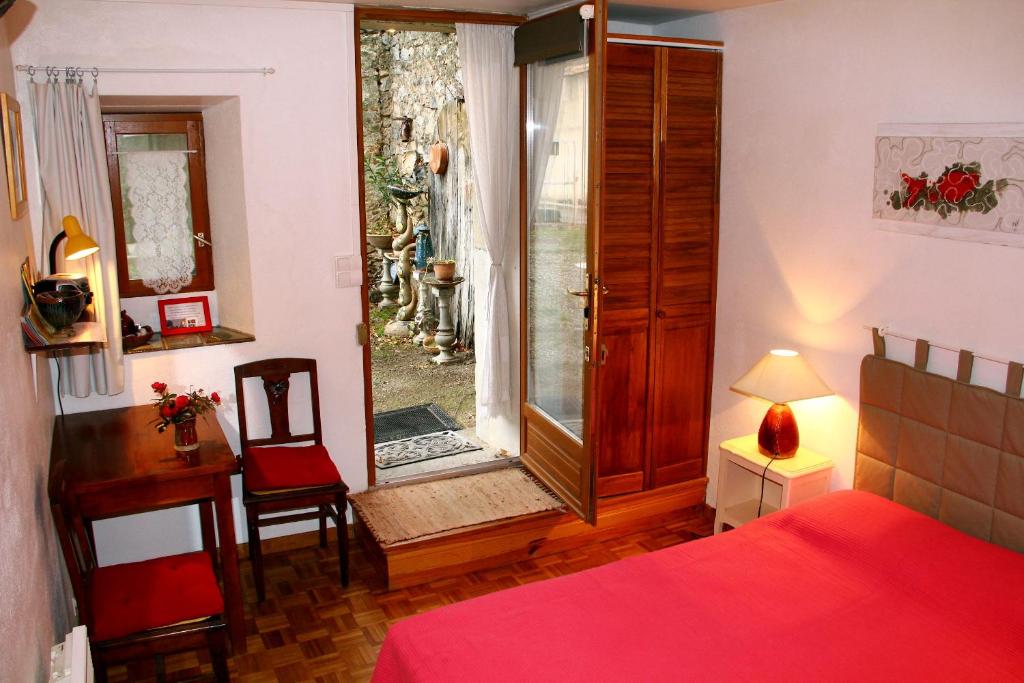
top-left (62, 215), bottom-right (99, 261)
top-left (730, 349), bottom-right (833, 405)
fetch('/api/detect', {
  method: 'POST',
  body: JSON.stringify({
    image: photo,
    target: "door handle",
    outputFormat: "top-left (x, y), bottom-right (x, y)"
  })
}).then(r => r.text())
top-left (566, 288), bottom-right (589, 298)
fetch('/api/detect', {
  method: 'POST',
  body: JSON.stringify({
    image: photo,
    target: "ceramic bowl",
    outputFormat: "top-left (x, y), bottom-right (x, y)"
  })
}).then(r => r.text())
top-left (36, 287), bottom-right (86, 330)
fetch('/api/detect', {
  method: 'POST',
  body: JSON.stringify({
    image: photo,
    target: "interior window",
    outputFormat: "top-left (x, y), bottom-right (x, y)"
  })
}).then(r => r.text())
top-left (103, 113), bottom-right (214, 297)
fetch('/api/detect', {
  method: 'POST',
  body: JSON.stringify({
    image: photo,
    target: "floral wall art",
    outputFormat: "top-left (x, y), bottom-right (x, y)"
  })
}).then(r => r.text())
top-left (873, 124), bottom-right (1024, 247)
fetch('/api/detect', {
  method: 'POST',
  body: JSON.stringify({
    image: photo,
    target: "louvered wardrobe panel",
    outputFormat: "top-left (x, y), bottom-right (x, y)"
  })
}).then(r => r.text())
top-left (649, 47), bottom-right (720, 487)
top-left (597, 41), bottom-right (720, 496)
top-left (596, 42), bottom-right (658, 496)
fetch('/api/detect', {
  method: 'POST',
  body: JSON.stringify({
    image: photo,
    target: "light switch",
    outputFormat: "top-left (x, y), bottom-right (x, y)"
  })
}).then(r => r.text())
top-left (334, 255), bottom-right (362, 288)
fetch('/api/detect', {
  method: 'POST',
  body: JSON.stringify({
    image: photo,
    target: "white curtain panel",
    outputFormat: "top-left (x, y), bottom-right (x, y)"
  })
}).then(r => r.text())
top-left (527, 60), bottom-right (564, 221)
top-left (32, 76), bottom-right (124, 397)
top-left (456, 23), bottom-right (519, 416)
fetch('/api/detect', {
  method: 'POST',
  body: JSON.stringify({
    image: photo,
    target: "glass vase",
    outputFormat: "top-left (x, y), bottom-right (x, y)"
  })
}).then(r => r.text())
top-left (174, 418), bottom-right (200, 453)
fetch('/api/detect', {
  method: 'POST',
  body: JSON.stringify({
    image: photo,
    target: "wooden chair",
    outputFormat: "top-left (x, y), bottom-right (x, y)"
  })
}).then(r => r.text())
top-left (49, 464), bottom-right (230, 683)
top-left (235, 357), bottom-right (349, 602)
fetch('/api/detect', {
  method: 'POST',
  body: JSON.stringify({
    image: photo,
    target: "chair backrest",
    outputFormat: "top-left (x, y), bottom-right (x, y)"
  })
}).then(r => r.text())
top-left (234, 357), bottom-right (323, 452)
top-left (49, 459), bottom-right (97, 627)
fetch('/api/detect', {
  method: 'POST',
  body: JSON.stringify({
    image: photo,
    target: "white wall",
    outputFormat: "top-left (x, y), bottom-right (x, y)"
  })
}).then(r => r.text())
top-left (0, 11), bottom-right (73, 678)
top-left (11, 0), bottom-right (364, 563)
top-left (606, 19), bottom-right (654, 35)
top-left (658, 0), bottom-right (1024, 505)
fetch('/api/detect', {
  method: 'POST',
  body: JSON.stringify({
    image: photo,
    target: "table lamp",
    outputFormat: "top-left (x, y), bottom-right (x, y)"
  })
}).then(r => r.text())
top-left (731, 349), bottom-right (833, 458)
top-left (48, 215), bottom-right (99, 274)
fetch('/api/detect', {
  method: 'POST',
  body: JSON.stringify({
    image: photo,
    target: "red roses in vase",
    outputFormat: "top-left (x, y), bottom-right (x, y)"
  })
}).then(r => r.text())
top-left (152, 381), bottom-right (221, 453)
top-left (152, 381), bottom-right (221, 430)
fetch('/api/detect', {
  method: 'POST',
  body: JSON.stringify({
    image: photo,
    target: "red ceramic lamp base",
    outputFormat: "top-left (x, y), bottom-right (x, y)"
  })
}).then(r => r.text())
top-left (757, 402), bottom-right (799, 458)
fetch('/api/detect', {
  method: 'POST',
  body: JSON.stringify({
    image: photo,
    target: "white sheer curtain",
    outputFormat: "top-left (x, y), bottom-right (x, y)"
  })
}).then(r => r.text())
top-left (527, 60), bottom-right (564, 221)
top-left (121, 150), bottom-right (195, 293)
top-left (456, 23), bottom-right (519, 416)
top-left (32, 74), bottom-right (124, 397)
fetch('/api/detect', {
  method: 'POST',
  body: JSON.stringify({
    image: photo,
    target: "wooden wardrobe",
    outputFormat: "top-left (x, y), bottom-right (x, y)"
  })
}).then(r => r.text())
top-left (595, 40), bottom-right (721, 498)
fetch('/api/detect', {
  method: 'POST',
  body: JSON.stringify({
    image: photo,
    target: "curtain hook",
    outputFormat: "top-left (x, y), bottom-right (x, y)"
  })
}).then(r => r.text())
top-left (26, 66), bottom-right (36, 82)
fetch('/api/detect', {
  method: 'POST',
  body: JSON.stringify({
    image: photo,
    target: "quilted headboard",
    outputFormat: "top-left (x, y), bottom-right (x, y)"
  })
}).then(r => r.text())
top-left (855, 352), bottom-right (1024, 552)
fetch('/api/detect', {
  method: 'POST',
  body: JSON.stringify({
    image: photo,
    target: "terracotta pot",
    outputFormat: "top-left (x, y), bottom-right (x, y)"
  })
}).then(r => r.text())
top-left (174, 418), bottom-right (200, 453)
top-left (433, 262), bottom-right (455, 281)
top-left (429, 141), bottom-right (449, 175)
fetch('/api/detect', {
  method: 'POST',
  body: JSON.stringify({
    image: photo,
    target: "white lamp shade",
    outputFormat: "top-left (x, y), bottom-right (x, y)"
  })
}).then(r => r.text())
top-left (730, 349), bottom-right (833, 405)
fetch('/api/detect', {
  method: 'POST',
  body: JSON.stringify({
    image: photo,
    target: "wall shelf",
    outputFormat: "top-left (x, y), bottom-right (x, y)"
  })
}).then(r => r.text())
top-left (125, 325), bottom-right (254, 354)
top-left (23, 321), bottom-right (107, 353)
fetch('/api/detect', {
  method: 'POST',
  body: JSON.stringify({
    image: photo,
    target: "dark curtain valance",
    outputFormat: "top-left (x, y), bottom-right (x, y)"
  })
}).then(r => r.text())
top-left (513, 10), bottom-right (585, 66)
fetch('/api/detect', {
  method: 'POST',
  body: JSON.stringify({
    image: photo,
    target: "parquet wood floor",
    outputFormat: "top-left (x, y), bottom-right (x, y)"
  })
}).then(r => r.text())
top-left (108, 510), bottom-right (713, 683)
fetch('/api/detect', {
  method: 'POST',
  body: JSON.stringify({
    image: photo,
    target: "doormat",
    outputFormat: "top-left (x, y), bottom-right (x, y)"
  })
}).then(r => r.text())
top-left (372, 403), bottom-right (462, 444)
top-left (375, 430), bottom-right (482, 470)
top-left (349, 468), bottom-right (565, 545)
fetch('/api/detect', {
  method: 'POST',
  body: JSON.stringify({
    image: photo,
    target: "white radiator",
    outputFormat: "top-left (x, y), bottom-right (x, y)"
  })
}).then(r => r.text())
top-left (50, 626), bottom-right (93, 683)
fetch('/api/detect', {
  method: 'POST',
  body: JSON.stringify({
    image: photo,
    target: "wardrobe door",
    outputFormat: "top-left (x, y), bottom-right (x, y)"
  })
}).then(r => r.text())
top-left (649, 48), bottom-right (721, 488)
top-left (595, 42), bottom-right (658, 496)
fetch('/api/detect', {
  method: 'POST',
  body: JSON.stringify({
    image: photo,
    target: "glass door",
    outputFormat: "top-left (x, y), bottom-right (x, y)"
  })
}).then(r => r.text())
top-left (521, 50), bottom-right (598, 522)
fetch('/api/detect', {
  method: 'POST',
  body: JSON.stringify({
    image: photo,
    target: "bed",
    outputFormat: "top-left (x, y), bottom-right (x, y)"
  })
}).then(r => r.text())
top-left (373, 353), bottom-right (1024, 682)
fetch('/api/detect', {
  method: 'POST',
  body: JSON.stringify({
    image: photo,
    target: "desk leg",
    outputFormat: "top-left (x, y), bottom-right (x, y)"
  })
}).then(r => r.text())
top-left (213, 474), bottom-right (246, 653)
top-left (199, 500), bottom-right (219, 577)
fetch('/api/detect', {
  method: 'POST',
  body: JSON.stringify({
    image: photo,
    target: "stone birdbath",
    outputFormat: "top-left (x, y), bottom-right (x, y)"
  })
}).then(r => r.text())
top-left (388, 185), bottom-right (423, 252)
top-left (422, 274), bottom-right (465, 364)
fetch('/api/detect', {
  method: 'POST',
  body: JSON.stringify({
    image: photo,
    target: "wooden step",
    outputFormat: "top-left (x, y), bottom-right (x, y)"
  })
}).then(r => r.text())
top-left (353, 477), bottom-right (710, 590)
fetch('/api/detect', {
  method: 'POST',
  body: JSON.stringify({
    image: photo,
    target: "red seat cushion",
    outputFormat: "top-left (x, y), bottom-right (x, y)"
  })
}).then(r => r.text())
top-left (243, 444), bottom-right (341, 493)
top-left (89, 551), bottom-right (224, 642)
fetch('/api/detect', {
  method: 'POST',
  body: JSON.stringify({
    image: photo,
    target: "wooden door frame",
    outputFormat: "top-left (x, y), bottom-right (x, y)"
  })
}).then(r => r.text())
top-left (353, 6), bottom-right (526, 487)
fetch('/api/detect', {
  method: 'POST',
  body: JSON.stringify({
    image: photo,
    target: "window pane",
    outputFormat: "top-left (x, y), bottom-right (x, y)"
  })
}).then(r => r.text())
top-left (116, 133), bottom-right (197, 291)
top-left (525, 57), bottom-right (589, 441)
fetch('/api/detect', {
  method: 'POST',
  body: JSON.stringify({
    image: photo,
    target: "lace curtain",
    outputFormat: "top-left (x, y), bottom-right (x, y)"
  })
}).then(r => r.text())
top-left (120, 150), bottom-right (194, 293)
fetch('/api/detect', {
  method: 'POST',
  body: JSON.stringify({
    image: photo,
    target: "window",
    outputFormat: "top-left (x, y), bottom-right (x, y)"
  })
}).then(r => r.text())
top-left (103, 113), bottom-right (214, 297)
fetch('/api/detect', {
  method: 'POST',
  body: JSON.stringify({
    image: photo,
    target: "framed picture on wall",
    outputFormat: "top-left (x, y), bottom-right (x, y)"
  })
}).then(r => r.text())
top-left (0, 92), bottom-right (27, 220)
top-left (158, 295), bottom-right (212, 336)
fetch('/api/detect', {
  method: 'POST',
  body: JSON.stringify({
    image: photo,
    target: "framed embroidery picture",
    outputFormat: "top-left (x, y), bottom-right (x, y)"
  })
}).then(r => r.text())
top-left (1, 93), bottom-right (27, 220)
top-left (158, 295), bottom-right (212, 336)
top-left (873, 123), bottom-right (1024, 247)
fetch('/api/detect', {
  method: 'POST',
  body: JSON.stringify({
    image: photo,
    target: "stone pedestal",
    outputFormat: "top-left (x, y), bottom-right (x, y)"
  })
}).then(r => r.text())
top-left (424, 275), bottom-right (464, 364)
top-left (376, 247), bottom-right (399, 308)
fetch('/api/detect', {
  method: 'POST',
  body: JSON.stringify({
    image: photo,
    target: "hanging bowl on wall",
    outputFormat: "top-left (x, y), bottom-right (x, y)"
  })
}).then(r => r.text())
top-left (429, 141), bottom-right (449, 175)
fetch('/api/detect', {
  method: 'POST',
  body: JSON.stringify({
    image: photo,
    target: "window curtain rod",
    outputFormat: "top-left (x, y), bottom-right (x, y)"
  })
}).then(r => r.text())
top-left (16, 65), bottom-right (276, 76)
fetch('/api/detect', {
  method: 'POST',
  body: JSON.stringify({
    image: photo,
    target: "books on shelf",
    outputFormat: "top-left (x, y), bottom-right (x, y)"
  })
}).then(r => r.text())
top-left (20, 259), bottom-right (61, 346)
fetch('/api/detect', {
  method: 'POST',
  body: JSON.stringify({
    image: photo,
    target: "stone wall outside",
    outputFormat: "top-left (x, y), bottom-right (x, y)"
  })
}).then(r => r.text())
top-left (361, 30), bottom-right (463, 232)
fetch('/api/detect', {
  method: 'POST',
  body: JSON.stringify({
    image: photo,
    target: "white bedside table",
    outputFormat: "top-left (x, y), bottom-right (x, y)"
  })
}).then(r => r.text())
top-left (714, 434), bottom-right (833, 534)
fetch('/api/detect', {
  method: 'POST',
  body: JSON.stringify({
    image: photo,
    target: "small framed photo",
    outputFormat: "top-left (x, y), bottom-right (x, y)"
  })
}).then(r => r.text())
top-left (1, 92), bottom-right (27, 220)
top-left (158, 295), bottom-right (212, 336)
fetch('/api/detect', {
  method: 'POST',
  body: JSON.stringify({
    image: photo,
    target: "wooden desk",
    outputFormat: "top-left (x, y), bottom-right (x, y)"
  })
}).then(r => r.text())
top-left (49, 405), bottom-right (246, 653)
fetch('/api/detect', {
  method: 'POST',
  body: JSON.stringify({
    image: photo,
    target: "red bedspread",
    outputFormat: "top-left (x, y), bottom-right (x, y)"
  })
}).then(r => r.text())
top-left (373, 490), bottom-right (1024, 682)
